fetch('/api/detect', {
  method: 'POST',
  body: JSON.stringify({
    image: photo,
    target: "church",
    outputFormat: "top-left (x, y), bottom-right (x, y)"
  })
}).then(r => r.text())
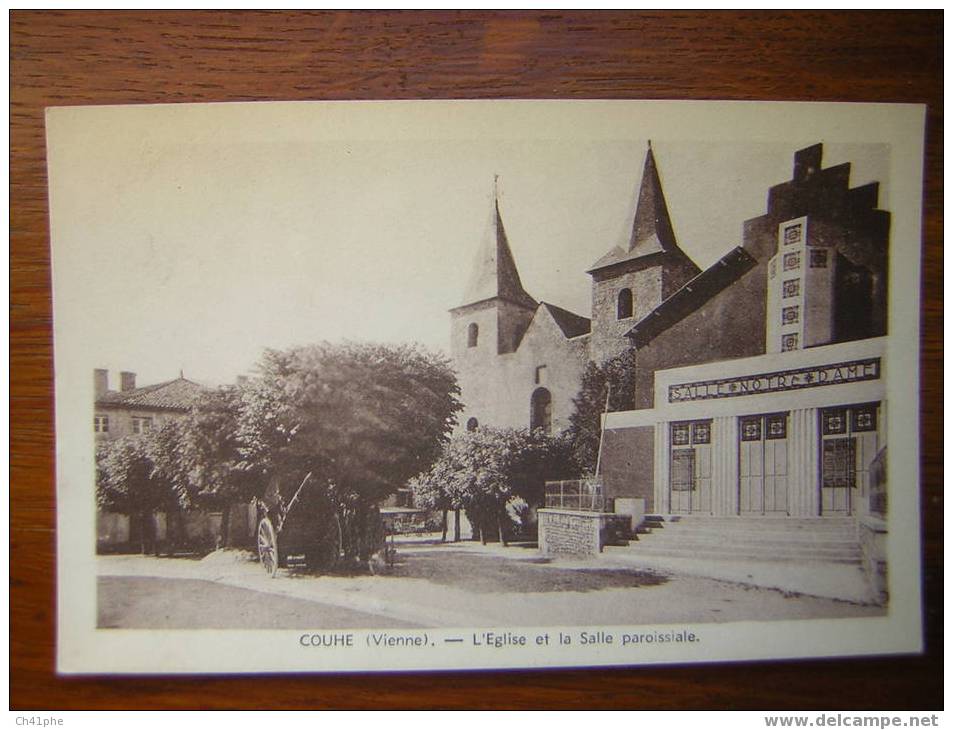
top-left (450, 143), bottom-right (700, 436)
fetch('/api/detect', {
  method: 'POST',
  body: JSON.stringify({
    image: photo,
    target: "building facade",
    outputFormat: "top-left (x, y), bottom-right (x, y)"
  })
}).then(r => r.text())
top-left (453, 143), bottom-right (890, 524)
top-left (601, 143), bottom-right (889, 520)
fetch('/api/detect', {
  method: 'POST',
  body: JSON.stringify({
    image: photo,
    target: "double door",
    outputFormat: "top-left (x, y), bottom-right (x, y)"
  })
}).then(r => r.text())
top-left (819, 404), bottom-right (879, 515)
top-left (738, 413), bottom-right (789, 514)
top-left (669, 420), bottom-right (712, 514)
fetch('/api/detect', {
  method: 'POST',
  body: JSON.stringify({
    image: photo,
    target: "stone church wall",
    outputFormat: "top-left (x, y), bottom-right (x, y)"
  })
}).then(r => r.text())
top-left (452, 307), bottom-right (589, 434)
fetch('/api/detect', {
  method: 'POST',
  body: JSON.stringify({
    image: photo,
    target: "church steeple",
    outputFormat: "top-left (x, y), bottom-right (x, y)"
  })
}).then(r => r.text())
top-left (586, 142), bottom-right (702, 361)
top-left (587, 142), bottom-right (697, 275)
top-left (460, 176), bottom-right (537, 310)
top-left (628, 141), bottom-right (679, 257)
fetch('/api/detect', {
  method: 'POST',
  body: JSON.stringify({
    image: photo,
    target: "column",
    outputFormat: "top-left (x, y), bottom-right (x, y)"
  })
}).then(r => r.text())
top-left (788, 408), bottom-right (819, 516)
top-left (709, 416), bottom-right (739, 515)
top-left (654, 421), bottom-right (668, 515)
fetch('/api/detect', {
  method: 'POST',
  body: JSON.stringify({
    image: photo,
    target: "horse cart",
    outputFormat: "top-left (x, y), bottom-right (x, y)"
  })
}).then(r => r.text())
top-left (254, 471), bottom-right (344, 577)
top-left (253, 471), bottom-right (423, 577)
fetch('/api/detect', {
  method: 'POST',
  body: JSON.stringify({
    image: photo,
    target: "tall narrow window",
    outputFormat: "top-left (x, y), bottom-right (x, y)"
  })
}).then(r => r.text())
top-left (535, 365), bottom-right (547, 385)
top-left (617, 288), bottom-right (633, 320)
top-left (467, 323), bottom-right (479, 348)
top-left (530, 387), bottom-right (552, 434)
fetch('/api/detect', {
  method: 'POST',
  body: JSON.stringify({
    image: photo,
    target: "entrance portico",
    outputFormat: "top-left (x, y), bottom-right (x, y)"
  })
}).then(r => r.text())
top-left (605, 337), bottom-right (886, 519)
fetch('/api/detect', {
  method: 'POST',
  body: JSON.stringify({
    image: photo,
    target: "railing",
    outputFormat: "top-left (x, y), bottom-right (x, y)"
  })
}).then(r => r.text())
top-left (868, 446), bottom-right (887, 517)
top-left (544, 479), bottom-right (608, 512)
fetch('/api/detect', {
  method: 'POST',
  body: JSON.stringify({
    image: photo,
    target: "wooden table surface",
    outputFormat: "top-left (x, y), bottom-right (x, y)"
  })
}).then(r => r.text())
top-left (11, 10), bottom-right (942, 710)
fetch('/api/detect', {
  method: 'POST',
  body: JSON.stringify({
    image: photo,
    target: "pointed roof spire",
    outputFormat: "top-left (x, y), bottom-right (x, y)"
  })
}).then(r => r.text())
top-left (628, 141), bottom-right (678, 256)
top-left (588, 142), bottom-right (694, 274)
top-left (459, 177), bottom-right (537, 309)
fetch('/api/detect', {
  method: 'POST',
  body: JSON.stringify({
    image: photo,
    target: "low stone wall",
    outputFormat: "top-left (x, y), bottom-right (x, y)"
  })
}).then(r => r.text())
top-left (96, 503), bottom-right (256, 552)
top-left (97, 511), bottom-right (130, 545)
top-left (859, 515), bottom-right (888, 605)
top-left (538, 509), bottom-right (631, 557)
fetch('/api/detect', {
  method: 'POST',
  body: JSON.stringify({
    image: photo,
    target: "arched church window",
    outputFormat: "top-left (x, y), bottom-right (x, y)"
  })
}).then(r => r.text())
top-left (530, 387), bottom-right (552, 434)
top-left (617, 288), bottom-right (633, 320)
top-left (466, 417), bottom-right (479, 432)
top-left (467, 323), bottom-right (479, 348)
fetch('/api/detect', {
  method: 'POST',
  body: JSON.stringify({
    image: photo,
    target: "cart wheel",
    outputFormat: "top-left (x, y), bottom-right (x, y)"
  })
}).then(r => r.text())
top-left (257, 517), bottom-right (279, 578)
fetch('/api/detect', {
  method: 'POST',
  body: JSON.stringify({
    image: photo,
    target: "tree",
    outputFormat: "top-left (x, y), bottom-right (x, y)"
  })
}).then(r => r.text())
top-left (96, 427), bottom-right (189, 554)
top-left (145, 418), bottom-right (193, 551)
top-left (412, 427), bottom-right (579, 545)
top-left (567, 349), bottom-right (637, 474)
top-left (237, 341), bottom-right (461, 564)
top-left (175, 385), bottom-right (261, 548)
top-left (407, 466), bottom-right (455, 542)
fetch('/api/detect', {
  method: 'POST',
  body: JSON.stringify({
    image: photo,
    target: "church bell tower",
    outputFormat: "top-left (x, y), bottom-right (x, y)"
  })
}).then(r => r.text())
top-left (449, 178), bottom-right (538, 432)
top-left (587, 142), bottom-right (701, 361)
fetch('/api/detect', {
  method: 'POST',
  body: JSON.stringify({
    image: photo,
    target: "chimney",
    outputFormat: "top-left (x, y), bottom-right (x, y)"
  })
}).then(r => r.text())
top-left (793, 144), bottom-right (823, 182)
top-left (119, 371), bottom-right (137, 392)
top-left (94, 369), bottom-right (108, 398)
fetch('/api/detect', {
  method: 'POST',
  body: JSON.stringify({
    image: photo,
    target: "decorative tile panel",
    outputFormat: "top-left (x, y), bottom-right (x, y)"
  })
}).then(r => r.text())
top-left (766, 413), bottom-right (787, 440)
top-left (740, 416), bottom-right (762, 442)
top-left (852, 405), bottom-right (878, 432)
top-left (671, 422), bottom-right (690, 446)
top-left (691, 421), bottom-right (711, 444)
top-left (822, 408), bottom-right (848, 436)
top-left (783, 223), bottom-right (802, 245)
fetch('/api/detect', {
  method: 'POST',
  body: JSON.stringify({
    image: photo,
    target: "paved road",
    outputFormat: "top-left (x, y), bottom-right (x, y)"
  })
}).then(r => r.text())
top-left (98, 576), bottom-right (422, 629)
top-left (98, 548), bottom-right (886, 630)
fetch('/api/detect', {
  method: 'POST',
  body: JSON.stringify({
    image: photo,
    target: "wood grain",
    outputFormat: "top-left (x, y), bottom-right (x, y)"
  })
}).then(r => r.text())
top-left (11, 10), bottom-right (942, 709)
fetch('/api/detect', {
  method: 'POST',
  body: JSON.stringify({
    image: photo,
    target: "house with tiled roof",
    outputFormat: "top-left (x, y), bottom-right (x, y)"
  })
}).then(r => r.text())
top-left (94, 369), bottom-right (207, 441)
top-left (95, 369), bottom-right (219, 551)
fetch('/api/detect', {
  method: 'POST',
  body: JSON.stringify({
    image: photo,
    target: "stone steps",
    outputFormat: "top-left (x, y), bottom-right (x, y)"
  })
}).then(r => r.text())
top-left (645, 515), bottom-right (855, 529)
top-left (614, 544), bottom-right (861, 564)
top-left (616, 514), bottom-right (861, 565)
top-left (631, 533), bottom-right (860, 550)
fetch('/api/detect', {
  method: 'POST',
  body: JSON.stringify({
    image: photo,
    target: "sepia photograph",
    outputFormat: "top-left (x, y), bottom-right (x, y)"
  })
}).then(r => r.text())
top-left (47, 100), bottom-right (924, 673)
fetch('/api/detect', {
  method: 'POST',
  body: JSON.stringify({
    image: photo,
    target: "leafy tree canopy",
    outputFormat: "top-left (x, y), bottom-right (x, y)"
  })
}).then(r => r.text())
top-left (238, 341), bottom-right (462, 509)
top-left (567, 349), bottom-right (637, 474)
top-left (177, 385), bottom-right (260, 509)
top-left (96, 426), bottom-right (189, 516)
top-left (412, 426), bottom-right (579, 542)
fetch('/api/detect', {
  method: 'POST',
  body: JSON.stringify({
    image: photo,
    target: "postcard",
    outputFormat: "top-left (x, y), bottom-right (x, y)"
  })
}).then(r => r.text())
top-left (46, 99), bottom-right (925, 673)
